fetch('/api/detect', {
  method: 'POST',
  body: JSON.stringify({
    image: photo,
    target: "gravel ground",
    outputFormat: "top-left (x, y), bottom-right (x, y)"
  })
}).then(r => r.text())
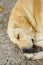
top-left (0, 0), bottom-right (43, 65)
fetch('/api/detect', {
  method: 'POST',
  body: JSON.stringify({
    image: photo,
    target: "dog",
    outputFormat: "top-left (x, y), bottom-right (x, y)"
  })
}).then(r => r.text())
top-left (7, 0), bottom-right (43, 60)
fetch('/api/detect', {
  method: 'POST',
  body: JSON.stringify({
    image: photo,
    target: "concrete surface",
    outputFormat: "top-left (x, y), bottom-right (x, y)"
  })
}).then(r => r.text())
top-left (0, 0), bottom-right (43, 65)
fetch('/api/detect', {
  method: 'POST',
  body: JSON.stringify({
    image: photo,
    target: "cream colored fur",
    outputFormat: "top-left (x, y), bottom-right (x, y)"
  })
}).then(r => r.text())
top-left (7, 0), bottom-right (43, 60)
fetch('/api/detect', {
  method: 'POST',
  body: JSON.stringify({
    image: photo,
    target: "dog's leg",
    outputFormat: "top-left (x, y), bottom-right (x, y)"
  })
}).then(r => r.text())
top-left (24, 51), bottom-right (43, 60)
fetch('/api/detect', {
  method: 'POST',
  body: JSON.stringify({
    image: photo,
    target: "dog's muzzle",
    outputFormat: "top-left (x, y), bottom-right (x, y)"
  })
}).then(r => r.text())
top-left (23, 48), bottom-right (33, 53)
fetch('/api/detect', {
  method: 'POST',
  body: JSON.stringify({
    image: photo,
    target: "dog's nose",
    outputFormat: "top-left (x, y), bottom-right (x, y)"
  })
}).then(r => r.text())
top-left (23, 48), bottom-right (32, 53)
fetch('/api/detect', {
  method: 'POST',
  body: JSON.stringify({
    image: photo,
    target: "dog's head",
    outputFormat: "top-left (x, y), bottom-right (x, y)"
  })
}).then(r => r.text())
top-left (7, 25), bottom-right (35, 53)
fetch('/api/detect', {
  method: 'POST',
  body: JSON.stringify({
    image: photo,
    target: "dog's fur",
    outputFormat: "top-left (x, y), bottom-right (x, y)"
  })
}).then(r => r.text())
top-left (7, 0), bottom-right (43, 60)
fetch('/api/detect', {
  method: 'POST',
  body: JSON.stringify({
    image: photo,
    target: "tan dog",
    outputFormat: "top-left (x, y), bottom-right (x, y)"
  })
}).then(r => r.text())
top-left (7, 0), bottom-right (43, 60)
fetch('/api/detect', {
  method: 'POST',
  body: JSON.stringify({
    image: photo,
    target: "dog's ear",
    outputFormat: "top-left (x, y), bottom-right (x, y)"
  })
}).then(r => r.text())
top-left (24, 51), bottom-right (43, 60)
